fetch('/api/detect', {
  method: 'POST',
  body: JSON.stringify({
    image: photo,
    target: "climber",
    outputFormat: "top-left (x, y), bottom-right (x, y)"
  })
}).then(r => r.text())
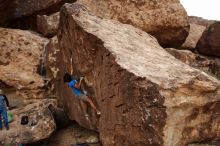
top-left (63, 72), bottom-right (101, 115)
top-left (0, 89), bottom-right (10, 130)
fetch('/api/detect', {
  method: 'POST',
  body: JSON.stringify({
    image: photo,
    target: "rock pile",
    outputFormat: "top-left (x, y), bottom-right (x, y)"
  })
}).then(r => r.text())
top-left (0, 0), bottom-right (220, 146)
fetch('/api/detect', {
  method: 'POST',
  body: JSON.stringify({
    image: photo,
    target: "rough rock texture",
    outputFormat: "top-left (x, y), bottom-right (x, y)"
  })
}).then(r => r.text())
top-left (189, 16), bottom-right (217, 27)
top-left (196, 22), bottom-right (220, 57)
top-left (37, 12), bottom-right (60, 37)
top-left (44, 36), bottom-right (63, 105)
top-left (166, 48), bottom-right (220, 79)
top-left (57, 3), bottom-right (220, 146)
top-left (0, 0), bottom-right (76, 25)
top-left (0, 28), bottom-right (49, 101)
top-left (0, 99), bottom-right (57, 145)
top-left (181, 24), bottom-right (206, 51)
top-left (78, 0), bottom-right (189, 47)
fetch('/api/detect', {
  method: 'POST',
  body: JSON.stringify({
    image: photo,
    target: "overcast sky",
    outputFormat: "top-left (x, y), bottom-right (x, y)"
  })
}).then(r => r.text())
top-left (180, 0), bottom-right (220, 20)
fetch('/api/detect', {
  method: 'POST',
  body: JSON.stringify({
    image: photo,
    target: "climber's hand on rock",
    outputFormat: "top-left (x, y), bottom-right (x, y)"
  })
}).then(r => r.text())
top-left (80, 77), bottom-right (84, 81)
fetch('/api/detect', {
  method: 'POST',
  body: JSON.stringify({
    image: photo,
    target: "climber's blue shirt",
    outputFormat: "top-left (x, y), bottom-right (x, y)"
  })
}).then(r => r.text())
top-left (68, 79), bottom-right (82, 96)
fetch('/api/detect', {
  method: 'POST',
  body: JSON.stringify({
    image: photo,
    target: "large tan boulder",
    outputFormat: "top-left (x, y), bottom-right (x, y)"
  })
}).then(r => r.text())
top-left (181, 24), bottom-right (206, 51)
top-left (78, 0), bottom-right (189, 47)
top-left (0, 99), bottom-right (57, 145)
top-left (196, 22), bottom-right (220, 57)
top-left (0, 28), bottom-right (49, 100)
top-left (57, 3), bottom-right (220, 146)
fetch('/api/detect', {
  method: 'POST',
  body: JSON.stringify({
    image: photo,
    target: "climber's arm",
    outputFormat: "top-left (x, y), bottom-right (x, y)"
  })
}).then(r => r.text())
top-left (74, 77), bottom-right (84, 89)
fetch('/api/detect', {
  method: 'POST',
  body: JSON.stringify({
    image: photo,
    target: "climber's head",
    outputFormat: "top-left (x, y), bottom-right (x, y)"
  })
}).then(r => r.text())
top-left (63, 72), bottom-right (72, 83)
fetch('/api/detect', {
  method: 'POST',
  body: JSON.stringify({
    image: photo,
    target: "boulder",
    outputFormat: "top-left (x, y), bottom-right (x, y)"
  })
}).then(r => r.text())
top-left (181, 24), bottom-right (206, 51)
top-left (196, 22), bottom-right (220, 57)
top-left (0, 0), bottom-right (76, 25)
top-left (0, 28), bottom-right (49, 100)
top-left (189, 16), bottom-right (217, 27)
top-left (0, 99), bottom-right (57, 145)
top-left (166, 48), bottom-right (220, 79)
top-left (37, 12), bottom-right (60, 37)
top-left (78, 0), bottom-right (189, 47)
top-left (165, 48), bottom-right (210, 68)
top-left (57, 3), bottom-right (220, 146)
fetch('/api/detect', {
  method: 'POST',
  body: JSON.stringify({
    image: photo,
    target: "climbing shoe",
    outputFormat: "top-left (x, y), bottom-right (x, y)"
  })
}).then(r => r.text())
top-left (97, 111), bottom-right (101, 115)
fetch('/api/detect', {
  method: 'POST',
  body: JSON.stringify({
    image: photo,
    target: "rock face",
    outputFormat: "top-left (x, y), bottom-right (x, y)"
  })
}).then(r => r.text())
top-left (0, 0), bottom-right (76, 25)
top-left (196, 22), bottom-right (220, 57)
top-left (0, 99), bottom-right (57, 145)
top-left (78, 0), bottom-right (189, 47)
top-left (58, 3), bottom-right (220, 146)
top-left (0, 28), bottom-right (48, 100)
top-left (181, 24), bottom-right (206, 51)
top-left (37, 12), bottom-right (60, 37)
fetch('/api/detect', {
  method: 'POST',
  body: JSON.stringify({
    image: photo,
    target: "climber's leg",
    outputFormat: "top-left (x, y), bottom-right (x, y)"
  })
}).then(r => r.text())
top-left (78, 94), bottom-right (101, 115)
top-left (86, 97), bottom-right (101, 115)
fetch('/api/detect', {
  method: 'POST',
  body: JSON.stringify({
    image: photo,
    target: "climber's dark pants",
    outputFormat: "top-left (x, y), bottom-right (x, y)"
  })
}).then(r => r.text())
top-left (0, 109), bottom-right (8, 129)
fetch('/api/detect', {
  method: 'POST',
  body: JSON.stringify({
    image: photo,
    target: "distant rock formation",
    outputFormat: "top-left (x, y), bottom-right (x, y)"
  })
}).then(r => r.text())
top-left (197, 22), bottom-right (220, 57)
top-left (0, 99), bottom-right (57, 145)
top-left (57, 3), bottom-right (220, 146)
top-left (0, 28), bottom-right (48, 101)
top-left (78, 0), bottom-right (189, 47)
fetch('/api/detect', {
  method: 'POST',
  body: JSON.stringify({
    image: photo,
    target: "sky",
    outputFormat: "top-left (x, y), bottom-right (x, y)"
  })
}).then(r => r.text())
top-left (180, 0), bottom-right (220, 20)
